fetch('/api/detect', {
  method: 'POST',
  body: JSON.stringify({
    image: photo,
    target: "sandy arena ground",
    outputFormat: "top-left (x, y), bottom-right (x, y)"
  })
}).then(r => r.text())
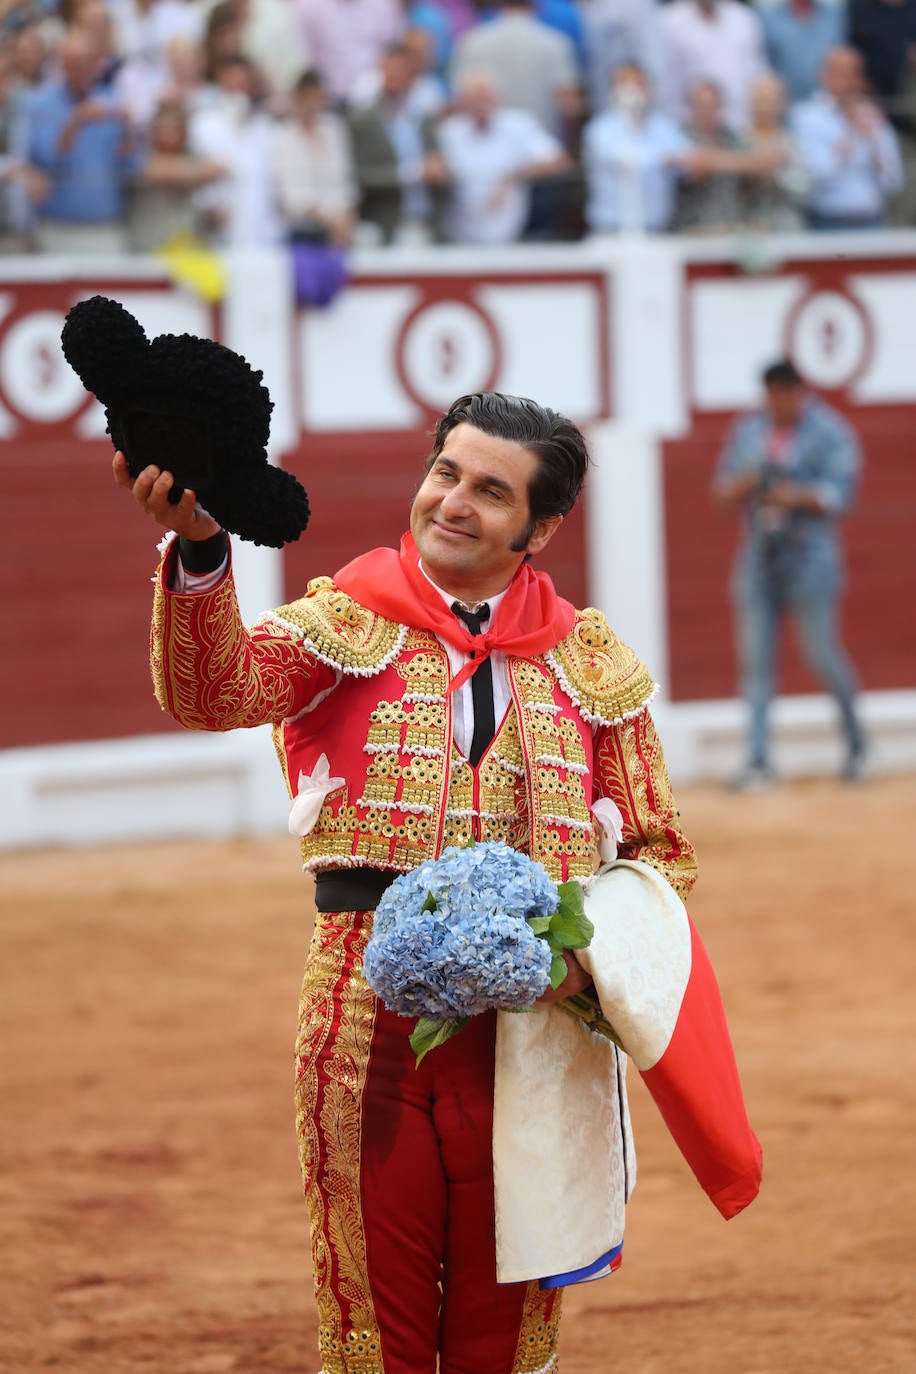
top-left (2, 774), bottom-right (914, 1374)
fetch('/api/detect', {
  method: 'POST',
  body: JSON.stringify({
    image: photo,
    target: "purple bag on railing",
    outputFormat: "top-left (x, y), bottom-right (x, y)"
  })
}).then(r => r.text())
top-left (291, 242), bottom-right (348, 307)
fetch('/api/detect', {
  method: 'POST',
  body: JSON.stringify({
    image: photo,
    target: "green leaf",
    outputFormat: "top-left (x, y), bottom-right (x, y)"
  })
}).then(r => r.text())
top-left (421, 890), bottom-right (437, 913)
top-left (409, 1015), bottom-right (470, 1066)
top-left (527, 915), bottom-right (553, 935)
top-left (556, 879), bottom-right (586, 918)
top-left (549, 882), bottom-right (595, 949)
top-left (548, 951), bottom-right (568, 989)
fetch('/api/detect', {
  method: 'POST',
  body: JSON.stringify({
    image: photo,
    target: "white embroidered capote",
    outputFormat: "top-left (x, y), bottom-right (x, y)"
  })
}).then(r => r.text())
top-left (492, 860), bottom-right (692, 1284)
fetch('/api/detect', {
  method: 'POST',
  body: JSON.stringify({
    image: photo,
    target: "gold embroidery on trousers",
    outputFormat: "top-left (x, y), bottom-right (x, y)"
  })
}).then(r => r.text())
top-left (512, 1283), bottom-right (563, 1373)
top-left (295, 915), bottom-right (383, 1371)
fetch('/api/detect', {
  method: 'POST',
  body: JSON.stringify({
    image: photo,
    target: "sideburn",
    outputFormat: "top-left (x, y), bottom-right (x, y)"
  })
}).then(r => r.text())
top-left (509, 518), bottom-right (536, 555)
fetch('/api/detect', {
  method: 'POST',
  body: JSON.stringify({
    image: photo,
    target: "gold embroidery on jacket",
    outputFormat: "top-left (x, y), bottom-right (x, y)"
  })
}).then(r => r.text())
top-left (596, 709), bottom-right (697, 901)
top-left (272, 720), bottom-right (293, 798)
top-left (441, 710), bottom-right (530, 851)
top-left (548, 610), bottom-right (656, 725)
top-left (511, 660), bottom-right (597, 883)
top-left (300, 640), bottom-right (451, 872)
top-left (151, 577), bottom-right (301, 729)
top-left (478, 712), bottom-right (528, 848)
top-left (150, 579), bottom-right (169, 713)
top-left (271, 577), bottom-right (403, 674)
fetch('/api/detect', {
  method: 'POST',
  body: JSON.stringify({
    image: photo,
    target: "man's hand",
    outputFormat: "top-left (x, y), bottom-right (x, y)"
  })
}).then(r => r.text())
top-left (850, 99), bottom-right (884, 139)
top-left (764, 479), bottom-right (827, 513)
top-left (7, 162), bottom-right (50, 203)
top-left (421, 151), bottom-right (449, 186)
top-left (713, 466), bottom-right (764, 506)
top-left (58, 99), bottom-right (119, 154)
top-left (535, 949), bottom-right (592, 1006)
top-left (113, 451), bottom-right (222, 541)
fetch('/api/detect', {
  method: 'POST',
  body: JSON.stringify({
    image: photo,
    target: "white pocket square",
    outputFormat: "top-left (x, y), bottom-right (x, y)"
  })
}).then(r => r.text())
top-left (591, 796), bottom-right (624, 862)
top-left (288, 754), bottom-right (346, 836)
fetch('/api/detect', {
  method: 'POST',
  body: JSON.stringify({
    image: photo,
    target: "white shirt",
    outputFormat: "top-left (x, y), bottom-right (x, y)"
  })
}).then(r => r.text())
top-left (111, 0), bottom-right (203, 65)
top-left (189, 96), bottom-right (281, 247)
top-left (244, 0), bottom-right (311, 97)
top-left (659, 0), bottom-right (767, 132)
top-left (790, 93), bottom-right (903, 221)
top-left (437, 108), bottom-right (563, 245)
top-left (418, 564), bottom-right (512, 758)
top-left (582, 106), bottom-right (689, 233)
top-left (299, 0), bottom-right (405, 103)
top-left (270, 112), bottom-right (356, 225)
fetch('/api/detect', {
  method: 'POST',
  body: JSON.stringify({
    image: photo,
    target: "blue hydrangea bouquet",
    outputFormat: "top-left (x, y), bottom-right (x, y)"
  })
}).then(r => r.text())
top-left (362, 841), bottom-right (620, 1063)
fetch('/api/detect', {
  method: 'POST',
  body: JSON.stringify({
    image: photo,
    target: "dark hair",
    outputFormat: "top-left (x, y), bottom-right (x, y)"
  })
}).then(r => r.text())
top-left (428, 392), bottom-right (590, 547)
top-left (203, 1), bottom-right (243, 81)
top-left (151, 97), bottom-right (188, 135)
top-left (214, 52), bottom-right (254, 73)
top-left (762, 358), bottom-right (802, 388)
top-left (293, 67), bottom-right (324, 94)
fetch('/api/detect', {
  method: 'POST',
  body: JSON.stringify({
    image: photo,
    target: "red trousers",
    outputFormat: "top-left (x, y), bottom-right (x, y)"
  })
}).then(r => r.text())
top-left (295, 908), bottom-right (563, 1374)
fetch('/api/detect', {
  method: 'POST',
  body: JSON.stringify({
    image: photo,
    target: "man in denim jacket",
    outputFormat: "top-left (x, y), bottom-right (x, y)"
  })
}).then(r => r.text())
top-left (714, 358), bottom-right (865, 785)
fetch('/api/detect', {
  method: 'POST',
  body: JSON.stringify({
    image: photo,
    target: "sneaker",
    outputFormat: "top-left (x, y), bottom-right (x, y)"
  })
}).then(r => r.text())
top-left (731, 765), bottom-right (775, 792)
top-left (841, 743), bottom-right (869, 783)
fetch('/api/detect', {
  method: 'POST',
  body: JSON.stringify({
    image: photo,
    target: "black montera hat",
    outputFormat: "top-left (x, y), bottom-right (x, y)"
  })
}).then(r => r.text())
top-left (61, 294), bottom-right (310, 548)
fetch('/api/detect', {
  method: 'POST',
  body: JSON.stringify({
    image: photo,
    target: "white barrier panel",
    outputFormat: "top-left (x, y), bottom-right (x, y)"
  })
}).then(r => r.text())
top-left (0, 729), bottom-right (282, 850)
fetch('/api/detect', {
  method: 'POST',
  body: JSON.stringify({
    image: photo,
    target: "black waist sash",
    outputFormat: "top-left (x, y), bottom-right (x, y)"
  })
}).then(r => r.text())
top-left (313, 866), bottom-right (399, 912)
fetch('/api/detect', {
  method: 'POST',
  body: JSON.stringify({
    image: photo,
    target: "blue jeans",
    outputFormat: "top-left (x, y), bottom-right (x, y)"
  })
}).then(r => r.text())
top-left (733, 541), bottom-right (864, 770)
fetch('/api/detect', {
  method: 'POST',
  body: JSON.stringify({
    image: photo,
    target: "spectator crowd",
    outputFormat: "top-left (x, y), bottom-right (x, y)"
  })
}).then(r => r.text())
top-left (0, 0), bottom-right (914, 257)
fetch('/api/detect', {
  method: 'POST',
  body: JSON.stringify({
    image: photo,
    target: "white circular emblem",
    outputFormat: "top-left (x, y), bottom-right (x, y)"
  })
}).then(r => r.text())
top-left (0, 310), bottom-right (88, 422)
top-left (788, 290), bottom-right (868, 390)
top-left (399, 301), bottom-right (497, 411)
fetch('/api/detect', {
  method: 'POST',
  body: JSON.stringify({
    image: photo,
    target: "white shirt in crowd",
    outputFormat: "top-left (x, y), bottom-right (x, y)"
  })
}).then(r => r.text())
top-left (190, 93), bottom-right (281, 247)
top-left (299, 0), bottom-right (405, 104)
top-left (790, 92), bottom-right (903, 222)
top-left (110, 0), bottom-right (203, 65)
top-left (244, 0), bottom-right (311, 97)
top-left (582, 106), bottom-right (689, 233)
top-left (437, 108), bottom-right (563, 245)
top-left (659, 0), bottom-right (768, 132)
top-left (270, 111), bottom-right (357, 226)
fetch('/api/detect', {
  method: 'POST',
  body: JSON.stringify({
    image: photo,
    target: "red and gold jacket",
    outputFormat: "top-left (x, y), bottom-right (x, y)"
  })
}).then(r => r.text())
top-left (150, 542), bottom-right (696, 896)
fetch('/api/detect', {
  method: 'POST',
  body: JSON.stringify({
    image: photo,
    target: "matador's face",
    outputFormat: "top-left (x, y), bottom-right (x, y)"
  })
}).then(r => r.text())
top-left (409, 422), bottom-right (561, 602)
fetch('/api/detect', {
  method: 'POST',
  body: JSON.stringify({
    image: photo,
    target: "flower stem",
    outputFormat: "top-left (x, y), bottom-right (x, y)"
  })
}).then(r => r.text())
top-left (557, 992), bottom-right (625, 1052)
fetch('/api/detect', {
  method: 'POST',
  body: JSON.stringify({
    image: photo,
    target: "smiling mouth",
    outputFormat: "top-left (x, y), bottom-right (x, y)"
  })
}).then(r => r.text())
top-left (433, 521), bottom-right (475, 540)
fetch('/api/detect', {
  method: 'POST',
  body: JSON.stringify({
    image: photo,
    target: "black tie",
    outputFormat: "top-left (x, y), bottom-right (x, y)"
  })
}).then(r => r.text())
top-left (451, 601), bottom-right (495, 768)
